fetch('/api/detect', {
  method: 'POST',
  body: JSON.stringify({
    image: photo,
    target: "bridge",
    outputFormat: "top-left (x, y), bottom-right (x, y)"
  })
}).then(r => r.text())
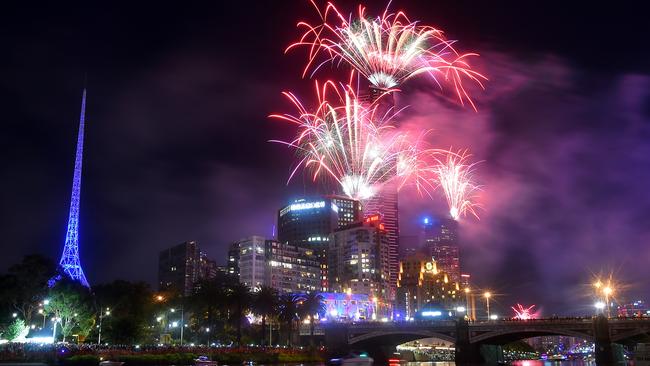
top-left (321, 316), bottom-right (650, 365)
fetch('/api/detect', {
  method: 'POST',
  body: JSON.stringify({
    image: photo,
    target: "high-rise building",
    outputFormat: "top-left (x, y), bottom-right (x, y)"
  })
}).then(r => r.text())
top-left (56, 88), bottom-right (90, 287)
top-left (362, 180), bottom-right (399, 299)
top-left (328, 215), bottom-right (391, 305)
top-left (360, 87), bottom-right (400, 301)
top-left (227, 241), bottom-right (240, 278)
top-left (277, 196), bottom-right (361, 291)
top-left (422, 217), bottom-right (461, 283)
top-left (396, 253), bottom-right (462, 319)
top-left (159, 241), bottom-right (215, 296)
top-left (236, 236), bottom-right (267, 289)
top-left (264, 239), bottom-right (320, 293)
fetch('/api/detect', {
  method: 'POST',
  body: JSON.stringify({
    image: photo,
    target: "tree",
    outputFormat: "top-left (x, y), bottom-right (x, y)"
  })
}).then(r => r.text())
top-left (93, 280), bottom-right (154, 344)
top-left (277, 294), bottom-right (301, 347)
top-left (189, 278), bottom-right (229, 345)
top-left (298, 292), bottom-right (326, 347)
top-left (252, 286), bottom-right (278, 346)
top-left (227, 283), bottom-right (252, 346)
top-left (0, 255), bottom-right (56, 325)
top-left (3, 318), bottom-right (28, 341)
top-left (45, 276), bottom-right (94, 342)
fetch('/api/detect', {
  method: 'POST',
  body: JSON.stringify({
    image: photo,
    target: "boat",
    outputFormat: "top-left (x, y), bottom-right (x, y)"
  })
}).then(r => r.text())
top-left (195, 356), bottom-right (218, 366)
top-left (99, 361), bottom-right (125, 366)
top-left (329, 352), bottom-right (374, 366)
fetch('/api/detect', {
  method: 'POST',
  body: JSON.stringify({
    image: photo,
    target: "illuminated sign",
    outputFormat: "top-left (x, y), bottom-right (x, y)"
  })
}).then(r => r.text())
top-left (280, 200), bottom-right (326, 216)
top-left (422, 311), bottom-right (442, 317)
top-left (365, 215), bottom-right (380, 223)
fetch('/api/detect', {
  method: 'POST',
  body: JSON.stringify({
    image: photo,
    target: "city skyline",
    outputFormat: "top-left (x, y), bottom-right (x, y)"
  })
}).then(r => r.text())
top-left (0, 0), bottom-right (649, 315)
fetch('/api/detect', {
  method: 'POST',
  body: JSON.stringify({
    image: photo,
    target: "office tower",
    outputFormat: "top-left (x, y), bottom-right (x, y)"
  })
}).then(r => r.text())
top-left (277, 196), bottom-right (361, 291)
top-left (328, 215), bottom-right (391, 306)
top-left (236, 236), bottom-right (267, 290)
top-left (264, 239), bottom-right (320, 293)
top-left (422, 217), bottom-right (461, 283)
top-left (362, 180), bottom-right (399, 299)
top-left (158, 241), bottom-right (214, 296)
top-left (396, 253), bottom-right (461, 319)
top-left (57, 88), bottom-right (90, 287)
top-left (227, 241), bottom-right (240, 277)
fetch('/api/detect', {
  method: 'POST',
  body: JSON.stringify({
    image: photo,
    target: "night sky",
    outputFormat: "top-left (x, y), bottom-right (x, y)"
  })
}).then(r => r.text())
top-left (1, 1), bottom-right (648, 316)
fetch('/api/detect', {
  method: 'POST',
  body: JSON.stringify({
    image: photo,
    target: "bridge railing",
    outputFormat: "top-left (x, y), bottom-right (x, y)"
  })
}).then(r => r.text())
top-left (317, 316), bottom-right (650, 330)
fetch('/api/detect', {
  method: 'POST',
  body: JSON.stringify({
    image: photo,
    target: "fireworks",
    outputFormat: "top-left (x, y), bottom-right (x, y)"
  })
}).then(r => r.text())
top-left (270, 80), bottom-right (438, 201)
top-left (288, 1), bottom-right (486, 108)
top-left (432, 149), bottom-right (481, 220)
top-left (511, 304), bottom-right (538, 320)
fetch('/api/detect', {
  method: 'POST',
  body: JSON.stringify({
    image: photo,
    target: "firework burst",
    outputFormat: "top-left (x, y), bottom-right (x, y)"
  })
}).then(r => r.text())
top-left (511, 304), bottom-right (538, 320)
top-left (288, 1), bottom-right (486, 108)
top-left (432, 149), bottom-right (481, 220)
top-left (270, 80), bottom-right (438, 201)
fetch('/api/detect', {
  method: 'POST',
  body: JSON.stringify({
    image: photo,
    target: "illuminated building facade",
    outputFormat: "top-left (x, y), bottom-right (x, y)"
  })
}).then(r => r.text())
top-left (617, 300), bottom-right (649, 317)
top-left (57, 88), bottom-right (90, 287)
top-left (320, 292), bottom-right (377, 322)
top-left (422, 217), bottom-right (461, 283)
top-left (396, 253), bottom-right (461, 319)
top-left (227, 241), bottom-right (240, 277)
top-left (264, 239), bottom-right (320, 293)
top-left (328, 215), bottom-right (391, 304)
top-left (362, 180), bottom-right (399, 299)
top-left (237, 236), bottom-right (267, 289)
top-left (277, 196), bottom-right (361, 291)
top-left (159, 241), bottom-right (216, 295)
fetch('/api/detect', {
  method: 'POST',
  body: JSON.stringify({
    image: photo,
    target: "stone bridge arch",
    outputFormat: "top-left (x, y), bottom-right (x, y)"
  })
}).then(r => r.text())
top-left (349, 329), bottom-right (456, 345)
top-left (470, 327), bottom-right (594, 345)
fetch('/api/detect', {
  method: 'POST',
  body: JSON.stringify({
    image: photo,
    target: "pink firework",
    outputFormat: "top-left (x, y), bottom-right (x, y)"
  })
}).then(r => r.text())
top-left (511, 304), bottom-right (537, 320)
top-left (288, 1), bottom-right (486, 109)
top-left (270, 79), bottom-right (439, 201)
top-left (432, 149), bottom-right (481, 220)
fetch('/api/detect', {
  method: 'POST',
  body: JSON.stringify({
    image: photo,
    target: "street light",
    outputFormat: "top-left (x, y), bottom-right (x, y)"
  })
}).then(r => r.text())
top-left (484, 292), bottom-right (491, 320)
top-left (98, 308), bottom-right (111, 345)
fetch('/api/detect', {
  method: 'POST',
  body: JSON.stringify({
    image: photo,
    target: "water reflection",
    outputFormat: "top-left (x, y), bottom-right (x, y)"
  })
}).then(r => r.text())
top-left (403, 362), bottom-right (596, 366)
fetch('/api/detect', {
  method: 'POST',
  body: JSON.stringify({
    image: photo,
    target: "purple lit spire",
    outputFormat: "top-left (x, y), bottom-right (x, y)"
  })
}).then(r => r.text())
top-left (58, 88), bottom-right (90, 287)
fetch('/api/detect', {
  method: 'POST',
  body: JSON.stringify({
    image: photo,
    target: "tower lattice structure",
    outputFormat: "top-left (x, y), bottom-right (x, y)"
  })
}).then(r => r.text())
top-left (58, 88), bottom-right (90, 287)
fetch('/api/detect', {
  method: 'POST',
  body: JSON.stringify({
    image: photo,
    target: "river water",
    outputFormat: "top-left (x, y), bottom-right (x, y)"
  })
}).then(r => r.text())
top-left (405, 362), bottom-right (595, 366)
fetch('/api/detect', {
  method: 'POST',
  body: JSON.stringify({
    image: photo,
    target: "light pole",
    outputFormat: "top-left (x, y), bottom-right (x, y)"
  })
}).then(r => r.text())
top-left (97, 308), bottom-right (110, 345)
top-left (464, 288), bottom-right (471, 320)
top-left (38, 309), bottom-right (46, 328)
top-left (484, 292), bottom-right (491, 320)
top-left (52, 317), bottom-right (60, 341)
top-left (603, 286), bottom-right (613, 318)
top-left (180, 303), bottom-right (184, 346)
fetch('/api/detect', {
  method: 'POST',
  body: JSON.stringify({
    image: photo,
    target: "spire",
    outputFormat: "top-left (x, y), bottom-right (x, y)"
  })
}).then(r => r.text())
top-left (58, 88), bottom-right (90, 287)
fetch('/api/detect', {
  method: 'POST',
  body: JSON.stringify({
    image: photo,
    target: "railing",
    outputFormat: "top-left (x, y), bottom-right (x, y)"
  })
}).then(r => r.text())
top-left (319, 316), bottom-right (650, 329)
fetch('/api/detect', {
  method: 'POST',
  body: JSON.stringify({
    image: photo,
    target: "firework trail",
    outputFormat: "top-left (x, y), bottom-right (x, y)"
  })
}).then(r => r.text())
top-left (511, 304), bottom-right (538, 320)
top-left (432, 149), bottom-right (481, 220)
top-left (287, 1), bottom-right (486, 109)
top-left (270, 80), bottom-right (438, 201)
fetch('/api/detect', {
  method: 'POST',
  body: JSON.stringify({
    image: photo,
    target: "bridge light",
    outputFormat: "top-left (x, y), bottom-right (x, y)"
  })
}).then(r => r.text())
top-left (489, 314), bottom-right (498, 320)
top-left (464, 287), bottom-right (470, 293)
top-left (484, 292), bottom-right (491, 299)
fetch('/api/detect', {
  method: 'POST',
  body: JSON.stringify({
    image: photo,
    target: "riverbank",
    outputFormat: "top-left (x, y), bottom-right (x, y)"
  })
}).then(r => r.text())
top-left (0, 344), bottom-right (325, 365)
